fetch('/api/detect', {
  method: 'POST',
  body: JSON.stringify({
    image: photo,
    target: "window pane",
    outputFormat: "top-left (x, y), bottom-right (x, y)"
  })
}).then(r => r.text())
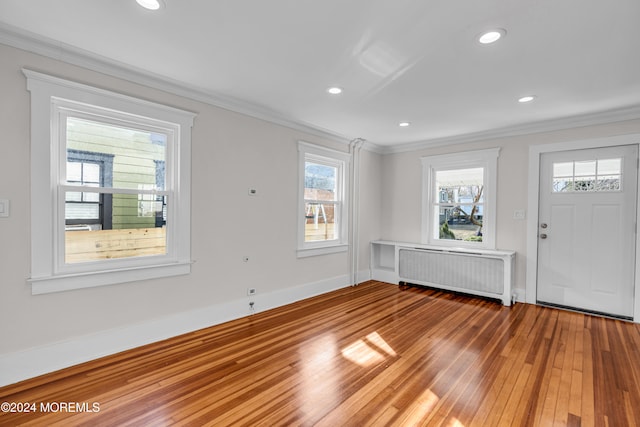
top-left (67, 162), bottom-right (82, 181)
top-left (597, 175), bottom-right (621, 191)
top-left (436, 205), bottom-right (484, 242)
top-left (305, 162), bottom-right (337, 201)
top-left (66, 117), bottom-right (167, 191)
top-left (553, 162), bottom-right (573, 177)
top-left (66, 191), bottom-right (82, 202)
top-left (574, 177), bottom-right (596, 191)
top-left (66, 202), bottom-right (99, 220)
top-left (304, 202), bottom-right (337, 242)
top-left (434, 167), bottom-right (484, 243)
top-left (83, 163), bottom-right (100, 182)
top-left (553, 178), bottom-right (573, 192)
top-left (65, 192), bottom-right (167, 264)
top-left (436, 168), bottom-right (484, 203)
top-left (574, 161), bottom-right (596, 177)
top-left (84, 191), bottom-right (100, 202)
top-left (598, 158), bottom-right (621, 175)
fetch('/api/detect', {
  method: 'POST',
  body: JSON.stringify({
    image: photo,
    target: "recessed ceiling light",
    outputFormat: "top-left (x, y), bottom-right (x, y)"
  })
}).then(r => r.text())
top-left (518, 95), bottom-right (536, 103)
top-left (136, 0), bottom-right (163, 10)
top-left (398, 122), bottom-right (411, 127)
top-left (327, 87), bottom-right (343, 95)
top-left (478, 29), bottom-right (506, 44)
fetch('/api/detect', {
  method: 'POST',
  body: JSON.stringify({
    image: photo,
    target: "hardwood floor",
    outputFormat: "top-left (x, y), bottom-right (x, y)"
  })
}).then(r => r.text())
top-left (2, 280), bottom-right (640, 426)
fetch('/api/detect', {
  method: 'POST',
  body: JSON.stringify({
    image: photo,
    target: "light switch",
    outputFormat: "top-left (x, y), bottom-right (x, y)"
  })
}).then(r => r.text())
top-left (513, 209), bottom-right (526, 220)
top-left (0, 199), bottom-right (9, 217)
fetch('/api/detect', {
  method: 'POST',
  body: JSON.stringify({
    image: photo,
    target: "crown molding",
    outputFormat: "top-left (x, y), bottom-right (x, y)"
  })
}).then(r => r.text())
top-left (379, 104), bottom-right (640, 154)
top-left (2, 22), bottom-right (639, 156)
top-left (0, 22), bottom-right (367, 149)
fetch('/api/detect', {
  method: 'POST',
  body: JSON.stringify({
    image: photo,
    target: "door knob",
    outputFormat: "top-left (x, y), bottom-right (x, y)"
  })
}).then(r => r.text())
top-left (540, 233), bottom-right (548, 239)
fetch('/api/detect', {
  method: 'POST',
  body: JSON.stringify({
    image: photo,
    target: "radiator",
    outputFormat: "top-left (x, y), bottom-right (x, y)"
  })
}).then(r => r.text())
top-left (398, 247), bottom-right (514, 306)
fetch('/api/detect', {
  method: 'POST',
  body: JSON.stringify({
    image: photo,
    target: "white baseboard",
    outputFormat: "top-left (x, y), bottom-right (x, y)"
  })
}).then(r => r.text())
top-left (0, 274), bottom-right (353, 387)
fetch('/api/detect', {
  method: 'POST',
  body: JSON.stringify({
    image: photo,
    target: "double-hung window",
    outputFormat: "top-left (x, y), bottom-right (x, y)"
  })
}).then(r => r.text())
top-left (297, 142), bottom-right (350, 257)
top-left (25, 70), bottom-right (196, 294)
top-left (421, 148), bottom-right (500, 249)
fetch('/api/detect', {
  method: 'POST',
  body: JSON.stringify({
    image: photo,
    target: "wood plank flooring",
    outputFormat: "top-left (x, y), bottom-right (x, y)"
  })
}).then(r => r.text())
top-left (2, 280), bottom-right (640, 426)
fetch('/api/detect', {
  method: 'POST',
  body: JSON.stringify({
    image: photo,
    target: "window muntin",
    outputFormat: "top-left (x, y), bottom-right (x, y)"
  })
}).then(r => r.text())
top-left (421, 148), bottom-right (499, 249)
top-left (552, 158), bottom-right (622, 192)
top-left (297, 142), bottom-right (350, 257)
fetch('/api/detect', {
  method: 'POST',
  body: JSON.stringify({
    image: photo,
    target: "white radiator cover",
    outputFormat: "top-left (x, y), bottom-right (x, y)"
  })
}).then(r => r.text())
top-left (398, 247), bottom-right (515, 306)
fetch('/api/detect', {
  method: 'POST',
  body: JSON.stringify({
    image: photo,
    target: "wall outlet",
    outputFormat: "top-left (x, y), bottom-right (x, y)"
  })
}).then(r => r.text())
top-left (247, 288), bottom-right (256, 296)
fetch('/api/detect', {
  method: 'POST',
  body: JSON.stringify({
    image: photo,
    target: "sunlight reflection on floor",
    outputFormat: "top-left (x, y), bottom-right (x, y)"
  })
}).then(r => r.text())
top-left (298, 334), bottom-right (341, 418)
top-left (341, 331), bottom-right (397, 367)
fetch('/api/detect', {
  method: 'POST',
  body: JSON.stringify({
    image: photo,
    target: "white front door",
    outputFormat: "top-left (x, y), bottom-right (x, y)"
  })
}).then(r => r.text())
top-left (537, 145), bottom-right (638, 318)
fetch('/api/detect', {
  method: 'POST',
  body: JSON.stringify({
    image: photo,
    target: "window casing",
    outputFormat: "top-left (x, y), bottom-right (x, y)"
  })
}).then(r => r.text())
top-left (421, 148), bottom-right (500, 249)
top-left (297, 142), bottom-right (350, 257)
top-left (25, 70), bottom-right (196, 294)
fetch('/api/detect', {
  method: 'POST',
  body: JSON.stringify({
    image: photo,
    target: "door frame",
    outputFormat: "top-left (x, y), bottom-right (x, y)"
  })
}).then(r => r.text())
top-left (525, 133), bottom-right (640, 322)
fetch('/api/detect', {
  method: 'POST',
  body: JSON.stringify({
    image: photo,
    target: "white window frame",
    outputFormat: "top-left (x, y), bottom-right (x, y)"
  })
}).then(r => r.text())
top-left (297, 141), bottom-right (350, 257)
top-left (421, 148), bottom-right (500, 249)
top-left (24, 70), bottom-right (196, 294)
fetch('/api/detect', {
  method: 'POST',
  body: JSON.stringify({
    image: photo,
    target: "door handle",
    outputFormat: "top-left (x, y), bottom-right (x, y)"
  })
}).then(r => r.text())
top-left (540, 233), bottom-right (548, 239)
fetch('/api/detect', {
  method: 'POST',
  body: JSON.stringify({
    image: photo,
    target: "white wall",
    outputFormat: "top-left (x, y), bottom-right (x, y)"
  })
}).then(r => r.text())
top-left (3, 38), bottom-right (639, 385)
top-left (0, 43), bottom-right (382, 385)
top-left (381, 119), bottom-right (640, 297)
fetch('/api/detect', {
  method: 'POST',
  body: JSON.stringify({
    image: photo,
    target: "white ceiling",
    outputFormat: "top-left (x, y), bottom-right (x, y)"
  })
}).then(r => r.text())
top-left (1, 0), bottom-right (639, 150)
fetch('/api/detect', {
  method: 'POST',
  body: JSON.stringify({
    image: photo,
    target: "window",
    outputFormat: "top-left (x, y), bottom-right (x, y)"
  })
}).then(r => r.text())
top-left (65, 149), bottom-right (114, 229)
top-left (25, 70), bottom-right (196, 294)
top-left (421, 148), bottom-right (500, 249)
top-left (297, 142), bottom-right (350, 257)
top-left (552, 158), bottom-right (622, 192)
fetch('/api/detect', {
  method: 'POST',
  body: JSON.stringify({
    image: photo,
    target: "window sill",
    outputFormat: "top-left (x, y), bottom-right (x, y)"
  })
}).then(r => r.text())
top-left (297, 244), bottom-right (348, 258)
top-left (28, 262), bottom-right (191, 295)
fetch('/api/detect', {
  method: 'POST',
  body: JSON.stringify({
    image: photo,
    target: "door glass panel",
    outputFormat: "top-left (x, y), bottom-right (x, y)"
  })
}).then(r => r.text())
top-left (552, 158), bottom-right (621, 193)
top-left (574, 161), bottom-right (596, 177)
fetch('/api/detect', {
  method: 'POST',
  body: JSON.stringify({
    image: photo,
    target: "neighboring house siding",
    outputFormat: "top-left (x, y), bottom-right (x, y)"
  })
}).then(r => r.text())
top-left (67, 123), bottom-right (164, 230)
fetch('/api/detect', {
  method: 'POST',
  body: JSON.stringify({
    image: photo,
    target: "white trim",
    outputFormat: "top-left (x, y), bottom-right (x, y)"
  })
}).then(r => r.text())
top-left (24, 69), bottom-right (196, 294)
top-left (526, 133), bottom-right (640, 322)
top-left (297, 244), bottom-right (348, 258)
top-left (421, 148), bottom-right (500, 249)
top-left (0, 274), bottom-right (352, 387)
top-left (29, 262), bottom-right (192, 295)
top-left (349, 138), bottom-right (366, 285)
top-left (297, 141), bottom-right (351, 256)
